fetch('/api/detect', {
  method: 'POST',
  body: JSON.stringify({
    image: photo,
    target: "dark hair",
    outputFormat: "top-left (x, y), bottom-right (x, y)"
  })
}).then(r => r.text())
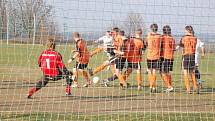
top-left (112, 27), bottom-right (119, 33)
top-left (120, 30), bottom-right (125, 36)
top-left (47, 38), bottom-right (55, 49)
top-left (185, 25), bottom-right (194, 35)
top-left (73, 32), bottom-right (80, 38)
top-left (163, 25), bottom-right (171, 35)
top-left (150, 23), bottom-right (158, 32)
top-left (136, 28), bottom-right (143, 35)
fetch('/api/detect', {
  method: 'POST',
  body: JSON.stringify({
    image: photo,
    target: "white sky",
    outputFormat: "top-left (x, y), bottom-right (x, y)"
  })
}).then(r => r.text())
top-left (46, 0), bottom-right (215, 35)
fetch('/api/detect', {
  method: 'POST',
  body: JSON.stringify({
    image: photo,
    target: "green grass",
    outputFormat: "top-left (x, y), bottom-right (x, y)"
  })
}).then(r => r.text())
top-left (1, 112), bottom-right (215, 121)
top-left (1, 43), bottom-right (215, 120)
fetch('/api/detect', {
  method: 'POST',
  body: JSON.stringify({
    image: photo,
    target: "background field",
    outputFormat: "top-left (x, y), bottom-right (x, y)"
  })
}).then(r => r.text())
top-left (0, 43), bottom-right (215, 121)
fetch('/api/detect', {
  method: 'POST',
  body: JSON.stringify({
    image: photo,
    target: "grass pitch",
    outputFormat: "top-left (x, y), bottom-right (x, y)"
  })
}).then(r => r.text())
top-left (0, 43), bottom-right (215, 120)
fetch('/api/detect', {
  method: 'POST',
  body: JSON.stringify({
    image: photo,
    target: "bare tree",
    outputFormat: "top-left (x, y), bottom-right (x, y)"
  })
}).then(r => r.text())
top-left (0, 0), bottom-right (7, 39)
top-left (7, 0), bottom-right (55, 43)
top-left (122, 13), bottom-right (145, 35)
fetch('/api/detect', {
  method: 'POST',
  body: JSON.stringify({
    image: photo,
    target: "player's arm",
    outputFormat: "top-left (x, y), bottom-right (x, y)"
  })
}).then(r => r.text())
top-left (68, 52), bottom-right (79, 64)
top-left (38, 53), bottom-right (43, 67)
top-left (90, 48), bottom-right (104, 57)
top-left (95, 36), bottom-right (104, 43)
top-left (201, 47), bottom-right (205, 57)
top-left (57, 53), bottom-right (70, 75)
top-left (68, 43), bottom-right (81, 64)
top-left (179, 38), bottom-right (184, 47)
top-left (113, 38), bottom-right (125, 55)
top-left (142, 39), bottom-right (147, 51)
top-left (199, 40), bottom-right (205, 57)
top-left (173, 39), bottom-right (177, 51)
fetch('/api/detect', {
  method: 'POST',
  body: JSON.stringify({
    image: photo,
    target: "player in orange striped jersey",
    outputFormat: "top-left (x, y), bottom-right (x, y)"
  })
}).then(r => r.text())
top-left (160, 25), bottom-right (175, 92)
top-left (123, 29), bottom-right (144, 90)
top-left (68, 32), bottom-right (91, 87)
top-left (146, 24), bottom-right (162, 93)
top-left (179, 26), bottom-right (198, 94)
top-left (112, 28), bottom-right (128, 88)
top-left (88, 28), bottom-right (127, 87)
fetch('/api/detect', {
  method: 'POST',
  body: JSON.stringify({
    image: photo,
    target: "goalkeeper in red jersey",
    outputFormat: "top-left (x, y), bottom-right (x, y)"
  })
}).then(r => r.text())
top-left (27, 38), bottom-right (73, 98)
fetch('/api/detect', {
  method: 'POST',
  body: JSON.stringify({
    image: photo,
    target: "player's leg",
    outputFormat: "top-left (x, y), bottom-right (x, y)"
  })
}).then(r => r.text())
top-left (191, 70), bottom-right (198, 92)
top-left (190, 55), bottom-right (198, 93)
top-left (27, 76), bottom-right (50, 98)
top-left (60, 69), bottom-right (74, 95)
top-left (101, 64), bottom-right (117, 87)
top-left (147, 60), bottom-right (153, 90)
top-left (168, 60), bottom-right (174, 87)
top-left (91, 62), bottom-right (109, 76)
top-left (151, 68), bottom-right (157, 92)
top-left (162, 59), bottom-right (174, 92)
top-left (90, 47), bottom-right (104, 57)
top-left (115, 57), bottom-right (127, 88)
top-left (159, 57), bottom-right (166, 84)
top-left (135, 63), bottom-right (142, 91)
top-left (123, 62), bottom-right (133, 81)
top-left (82, 70), bottom-right (92, 87)
top-left (72, 67), bottom-right (79, 88)
top-left (78, 63), bottom-right (91, 87)
top-left (183, 55), bottom-right (191, 93)
top-left (150, 60), bottom-right (158, 92)
top-left (184, 69), bottom-right (190, 93)
top-left (89, 57), bottom-right (116, 76)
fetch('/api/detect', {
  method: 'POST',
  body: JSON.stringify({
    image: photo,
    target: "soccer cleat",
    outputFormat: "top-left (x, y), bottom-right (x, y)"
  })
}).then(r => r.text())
top-left (65, 85), bottom-right (71, 96)
top-left (197, 79), bottom-right (203, 88)
top-left (66, 92), bottom-right (71, 96)
top-left (138, 86), bottom-right (143, 91)
top-left (102, 79), bottom-right (110, 87)
top-left (83, 81), bottom-right (92, 87)
top-left (71, 82), bottom-right (79, 88)
top-left (120, 83), bottom-right (130, 89)
top-left (27, 95), bottom-right (32, 99)
top-left (186, 90), bottom-right (191, 94)
top-left (197, 80), bottom-right (201, 94)
top-left (166, 87), bottom-right (174, 93)
top-left (83, 84), bottom-right (89, 87)
top-left (150, 88), bottom-right (156, 93)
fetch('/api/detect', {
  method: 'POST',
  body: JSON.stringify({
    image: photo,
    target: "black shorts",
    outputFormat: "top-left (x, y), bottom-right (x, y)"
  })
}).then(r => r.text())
top-left (75, 62), bottom-right (88, 69)
top-left (160, 58), bottom-right (174, 72)
top-left (127, 62), bottom-right (141, 69)
top-left (147, 59), bottom-right (159, 69)
top-left (115, 57), bottom-right (126, 70)
top-left (183, 54), bottom-right (195, 71)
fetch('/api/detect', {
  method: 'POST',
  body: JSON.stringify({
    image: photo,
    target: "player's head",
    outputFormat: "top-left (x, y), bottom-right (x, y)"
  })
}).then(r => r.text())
top-left (112, 27), bottom-right (119, 36)
top-left (150, 23), bottom-right (158, 33)
top-left (163, 25), bottom-right (171, 35)
top-left (185, 25), bottom-right (194, 35)
top-left (135, 28), bottom-right (143, 38)
top-left (105, 31), bottom-right (111, 36)
top-left (46, 38), bottom-right (56, 50)
top-left (119, 30), bottom-right (125, 36)
top-left (73, 32), bottom-right (80, 41)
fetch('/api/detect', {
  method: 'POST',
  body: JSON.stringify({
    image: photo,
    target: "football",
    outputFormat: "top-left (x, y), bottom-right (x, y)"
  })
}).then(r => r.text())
top-left (92, 76), bottom-right (100, 84)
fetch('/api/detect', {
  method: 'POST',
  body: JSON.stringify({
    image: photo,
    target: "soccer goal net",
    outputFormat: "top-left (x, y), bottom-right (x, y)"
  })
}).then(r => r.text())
top-left (0, 0), bottom-right (215, 120)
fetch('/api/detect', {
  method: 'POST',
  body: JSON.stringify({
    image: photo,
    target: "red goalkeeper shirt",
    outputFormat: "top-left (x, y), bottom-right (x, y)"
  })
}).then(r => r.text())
top-left (38, 49), bottom-right (65, 77)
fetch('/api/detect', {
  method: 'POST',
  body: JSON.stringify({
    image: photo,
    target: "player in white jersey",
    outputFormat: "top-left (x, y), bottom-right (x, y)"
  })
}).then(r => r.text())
top-left (195, 39), bottom-right (205, 66)
top-left (195, 38), bottom-right (205, 91)
top-left (91, 31), bottom-right (114, 58)
top-left (96, 31), bottom-right (113, 48)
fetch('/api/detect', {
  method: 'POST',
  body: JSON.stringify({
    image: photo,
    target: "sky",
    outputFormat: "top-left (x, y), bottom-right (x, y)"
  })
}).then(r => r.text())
top-left (46, 0), bottom-right (215, 38)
